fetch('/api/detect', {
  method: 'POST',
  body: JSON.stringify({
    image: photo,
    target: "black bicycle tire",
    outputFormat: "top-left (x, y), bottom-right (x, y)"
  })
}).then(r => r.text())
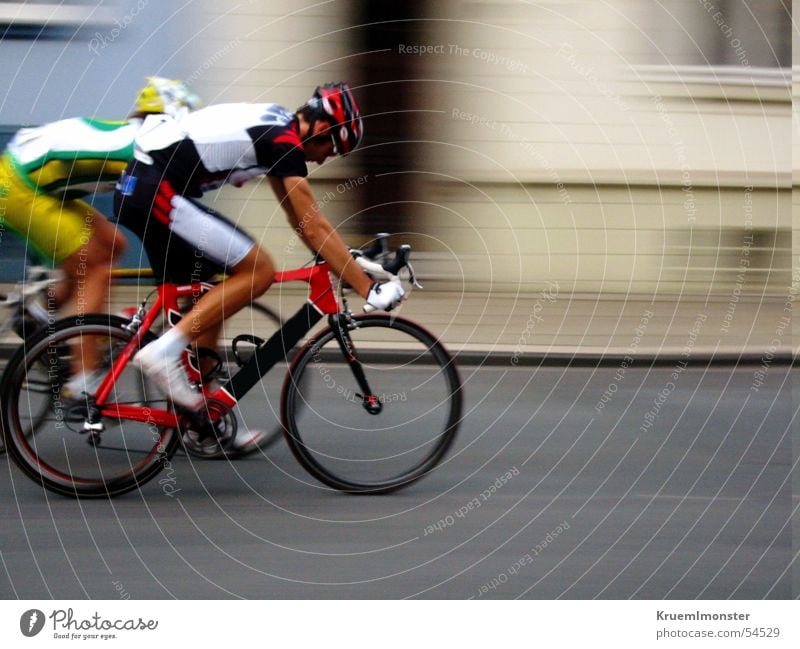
top-left (0, 314), bottom-right (179, 498)
top-left (280, 314), bottom-right (462, 494)
top-left (0, 323), bottom-right (53, 456)
top-left (0, 361), bottom-right (60, 455)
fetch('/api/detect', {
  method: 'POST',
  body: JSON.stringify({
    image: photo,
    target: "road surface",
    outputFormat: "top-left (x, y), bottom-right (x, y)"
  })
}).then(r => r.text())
top-left (0, 362), bottom-right (795, 599)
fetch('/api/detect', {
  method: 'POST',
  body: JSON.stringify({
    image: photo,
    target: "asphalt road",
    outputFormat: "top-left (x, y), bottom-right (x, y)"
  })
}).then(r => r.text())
top-left (0, 362), bottom-right (795, 599)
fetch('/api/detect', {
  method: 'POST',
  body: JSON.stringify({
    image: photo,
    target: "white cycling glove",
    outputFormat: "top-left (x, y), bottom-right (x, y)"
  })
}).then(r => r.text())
top-left (365, 279), bottom-right (405, 312)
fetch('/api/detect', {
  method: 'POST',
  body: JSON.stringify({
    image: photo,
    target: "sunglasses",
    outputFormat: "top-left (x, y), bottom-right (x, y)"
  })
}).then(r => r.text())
top-left (311, 132), bottom-right (338, 155)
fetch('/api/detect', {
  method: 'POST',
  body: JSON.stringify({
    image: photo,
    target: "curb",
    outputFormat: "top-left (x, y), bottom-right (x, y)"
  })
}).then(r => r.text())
top-left (2, 342), bottom-right (793, 368)
top-left (451, 350), bottom-right (794, 367)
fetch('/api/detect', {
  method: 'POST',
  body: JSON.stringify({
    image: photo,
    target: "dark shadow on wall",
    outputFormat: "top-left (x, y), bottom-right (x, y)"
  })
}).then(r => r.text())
top-left (347, 1), bottom-right (431, 241)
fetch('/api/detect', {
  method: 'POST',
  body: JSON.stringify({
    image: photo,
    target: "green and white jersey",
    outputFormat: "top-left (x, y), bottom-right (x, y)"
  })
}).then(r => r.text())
top-left (6, 117), bottom-right (138, 198)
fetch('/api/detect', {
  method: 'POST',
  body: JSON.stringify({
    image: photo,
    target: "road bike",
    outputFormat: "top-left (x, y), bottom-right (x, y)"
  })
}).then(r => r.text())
top-left (110, 266), bottom-right (286, 456)
top-left (0, 241), bottom-right (463, 498)
top-left (0, 265), bottom-right (285, 456)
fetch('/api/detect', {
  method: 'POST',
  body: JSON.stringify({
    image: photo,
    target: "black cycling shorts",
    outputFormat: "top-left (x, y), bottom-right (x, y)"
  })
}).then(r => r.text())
top-left (114, 161), bottom-right (255, 284)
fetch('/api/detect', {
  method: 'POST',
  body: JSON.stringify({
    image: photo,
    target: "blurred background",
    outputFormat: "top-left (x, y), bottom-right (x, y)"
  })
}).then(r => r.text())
top-left (0, 0), bottom-right (794, 355)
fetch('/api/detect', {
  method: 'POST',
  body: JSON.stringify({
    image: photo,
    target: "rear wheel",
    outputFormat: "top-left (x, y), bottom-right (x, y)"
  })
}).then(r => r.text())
top-left (281, 314), bottom-right (462, 493)
top-left (0, 314), bottom-right (180, 498)
top-left (0, 307), bottom-right (51, 455)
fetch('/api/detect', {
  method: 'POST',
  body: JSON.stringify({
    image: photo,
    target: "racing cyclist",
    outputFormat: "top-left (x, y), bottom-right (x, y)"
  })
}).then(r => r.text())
top-left (0, 77), bottom-right (201, 394)
top-left (115, 83), bottom-right (404, 448)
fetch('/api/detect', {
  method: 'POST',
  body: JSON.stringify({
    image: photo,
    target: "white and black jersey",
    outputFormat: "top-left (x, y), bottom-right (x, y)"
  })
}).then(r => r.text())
top-left (115, 102), bottom-right (310, 282)
top-left (133, 103), bottom-right (308, 196)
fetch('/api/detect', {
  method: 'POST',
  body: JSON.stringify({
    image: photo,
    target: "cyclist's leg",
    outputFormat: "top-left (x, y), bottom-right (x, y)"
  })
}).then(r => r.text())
top-left (58, 205), bottom-right (126, 317)
top-left (121, 183), bottom-right (275, 342)
top-left (173, 244), bottom-right (275, 342)
top-left (1, 154), bottom-right (126, 382)
top-left (117, 170), bottom-right (273, 406)
top-left (25, 211), bottom-right (125, 342)
top-left (1, 154), bottom-right (124, 315)
top-left (54, 204), bottom-right (126, 385)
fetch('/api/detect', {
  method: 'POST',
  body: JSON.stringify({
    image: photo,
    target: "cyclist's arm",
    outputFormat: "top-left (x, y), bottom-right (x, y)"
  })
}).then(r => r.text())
top-left (270, 176), bottom-right (372, 299)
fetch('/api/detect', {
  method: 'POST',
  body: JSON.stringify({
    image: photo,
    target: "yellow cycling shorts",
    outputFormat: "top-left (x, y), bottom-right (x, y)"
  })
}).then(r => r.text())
top-left (0, 153), bottom-right (94, 265)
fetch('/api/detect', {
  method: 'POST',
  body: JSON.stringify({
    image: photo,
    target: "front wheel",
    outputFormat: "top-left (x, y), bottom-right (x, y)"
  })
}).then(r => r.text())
top-left (281, 314), bottom-right (462, 493)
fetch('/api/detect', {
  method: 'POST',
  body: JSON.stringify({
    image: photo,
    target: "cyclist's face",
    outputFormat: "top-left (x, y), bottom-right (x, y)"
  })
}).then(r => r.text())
top-left (305, 122), bottom-right (336, 164)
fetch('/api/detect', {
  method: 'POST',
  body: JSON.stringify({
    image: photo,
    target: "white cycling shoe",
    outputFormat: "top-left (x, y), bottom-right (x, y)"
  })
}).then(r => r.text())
top-left (231, 429), bottom-right (270, 452)
top-left (181, 428), bottom-right (268, 458)
top-left (62, 369), bottom-right (105, 400)
top-left (133, 345), bottom-right (203, 410)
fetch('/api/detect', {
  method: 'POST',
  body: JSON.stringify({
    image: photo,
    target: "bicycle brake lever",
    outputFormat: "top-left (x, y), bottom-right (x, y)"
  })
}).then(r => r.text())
top-left (405, 261), bottom-right (423, 289)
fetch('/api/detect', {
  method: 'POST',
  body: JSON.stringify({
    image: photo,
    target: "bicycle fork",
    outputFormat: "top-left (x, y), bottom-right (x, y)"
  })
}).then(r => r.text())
top-left (329, 313), bottom-right (382, 415)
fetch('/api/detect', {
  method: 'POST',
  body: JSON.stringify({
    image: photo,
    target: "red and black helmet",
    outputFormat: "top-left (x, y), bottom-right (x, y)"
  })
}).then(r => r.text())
top-left (307, 82), bottom-right (363, 156)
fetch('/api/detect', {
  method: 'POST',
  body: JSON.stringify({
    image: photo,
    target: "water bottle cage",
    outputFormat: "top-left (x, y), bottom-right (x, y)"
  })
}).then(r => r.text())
top-left (231, 334), bottom-right (266, 367)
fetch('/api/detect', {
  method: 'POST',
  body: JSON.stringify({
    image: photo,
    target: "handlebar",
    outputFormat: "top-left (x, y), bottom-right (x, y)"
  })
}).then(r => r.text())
top-left (358, 232), bottom-right (390, 261)
top-left (351, 238), bottom-right (420, 288)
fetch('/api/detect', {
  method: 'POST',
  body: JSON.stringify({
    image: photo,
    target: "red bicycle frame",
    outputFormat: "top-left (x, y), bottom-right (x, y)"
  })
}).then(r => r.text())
top-left (94, 259), bottom-right (339, 427)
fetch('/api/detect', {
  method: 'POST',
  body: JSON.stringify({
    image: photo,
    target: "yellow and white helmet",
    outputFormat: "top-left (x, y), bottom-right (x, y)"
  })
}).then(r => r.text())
top-left (133, 76), bottom-right (202, 118)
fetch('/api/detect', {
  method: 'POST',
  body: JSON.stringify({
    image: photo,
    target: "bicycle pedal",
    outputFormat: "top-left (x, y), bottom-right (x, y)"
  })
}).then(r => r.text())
top-left (180, 399), bottom-right (238, 459)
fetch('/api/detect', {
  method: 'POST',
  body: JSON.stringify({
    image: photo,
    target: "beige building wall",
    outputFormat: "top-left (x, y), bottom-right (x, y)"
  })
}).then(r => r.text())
top-left (792, 0), bottom-right (799, 351)
top-left (177, 0), bottom-right (366, 273)
top-left (422, 0), bottom-right (790, 294)
top-left (177, 0), bottom-right (790, 297)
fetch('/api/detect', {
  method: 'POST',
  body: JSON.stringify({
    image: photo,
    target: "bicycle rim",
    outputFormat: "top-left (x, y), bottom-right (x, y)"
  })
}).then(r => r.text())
top-left (281, 314), bottom-right (462, 493)
top-left (1, 315), bottom-right (179, 498)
